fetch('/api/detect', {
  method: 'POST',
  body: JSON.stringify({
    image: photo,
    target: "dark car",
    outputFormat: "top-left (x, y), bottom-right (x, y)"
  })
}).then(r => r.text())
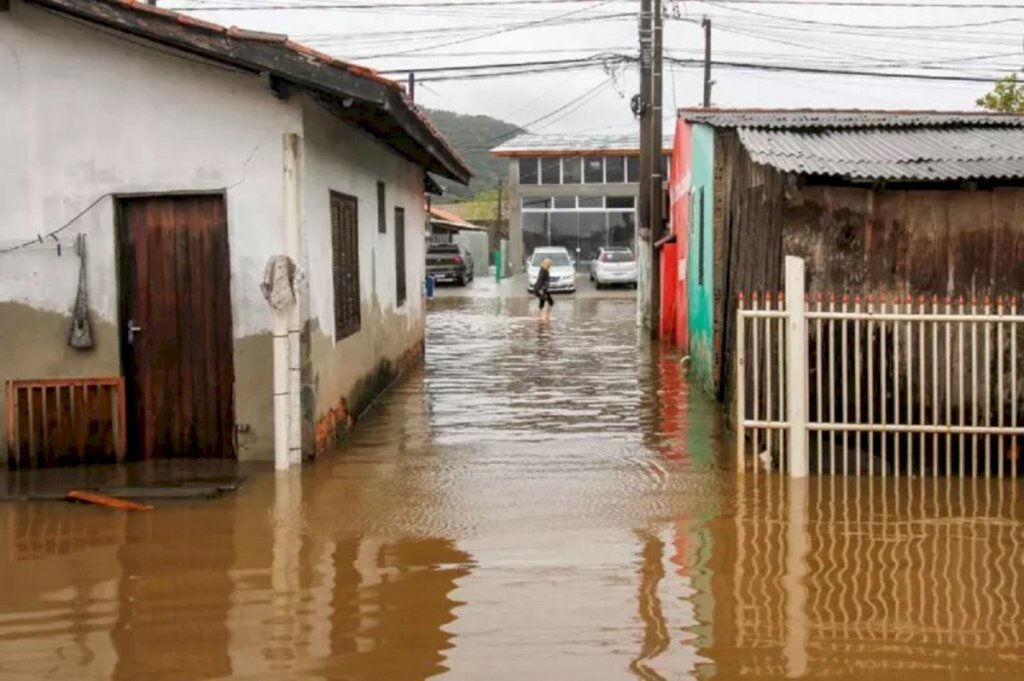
top-left (426, 243), bottom-right (474, 286)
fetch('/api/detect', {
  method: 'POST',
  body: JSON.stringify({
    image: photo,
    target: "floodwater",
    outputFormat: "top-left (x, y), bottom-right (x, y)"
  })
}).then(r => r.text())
top-left (1, 279), bottom-right (1023, 680)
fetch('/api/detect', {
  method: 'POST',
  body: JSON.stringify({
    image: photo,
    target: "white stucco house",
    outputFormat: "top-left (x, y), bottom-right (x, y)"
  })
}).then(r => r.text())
top-left (0, 0), bottom-right (470, 467)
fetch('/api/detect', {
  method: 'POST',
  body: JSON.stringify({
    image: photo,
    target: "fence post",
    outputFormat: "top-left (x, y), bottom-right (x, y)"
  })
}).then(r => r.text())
top-left (736, 293), bottom-right (746, 473)
top-left (785, 256), bottom-right (808, 478)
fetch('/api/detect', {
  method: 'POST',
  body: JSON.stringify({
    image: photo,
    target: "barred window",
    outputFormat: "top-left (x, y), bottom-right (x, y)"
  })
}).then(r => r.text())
top-left (330, 191), bottom-right (361, 340)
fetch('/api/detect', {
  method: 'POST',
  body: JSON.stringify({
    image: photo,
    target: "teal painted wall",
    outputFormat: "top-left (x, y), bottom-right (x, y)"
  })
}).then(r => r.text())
top-left (687, 124), bottom-right (715, 394)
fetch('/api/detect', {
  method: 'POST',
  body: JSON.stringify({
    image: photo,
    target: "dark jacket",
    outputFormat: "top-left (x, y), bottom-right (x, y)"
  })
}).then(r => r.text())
top-left (536, 267), bottom-right (551, 293)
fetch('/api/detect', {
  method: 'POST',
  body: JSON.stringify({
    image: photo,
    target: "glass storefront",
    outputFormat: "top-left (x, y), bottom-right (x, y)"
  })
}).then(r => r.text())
top-left (521, 196), bottom-right (636, 271)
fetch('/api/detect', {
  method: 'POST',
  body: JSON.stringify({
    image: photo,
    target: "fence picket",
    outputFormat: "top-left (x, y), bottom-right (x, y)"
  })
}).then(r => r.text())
top-left (734, 260), bottom-right (1024, 480)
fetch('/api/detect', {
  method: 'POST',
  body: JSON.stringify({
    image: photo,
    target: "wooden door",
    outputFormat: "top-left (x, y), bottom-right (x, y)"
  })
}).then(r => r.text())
top-left (117, 195), bottom-right (235, 460)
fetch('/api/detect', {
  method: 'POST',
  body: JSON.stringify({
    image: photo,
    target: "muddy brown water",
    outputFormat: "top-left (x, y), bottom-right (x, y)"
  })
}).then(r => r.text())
top-left (1, 289), bottom-right (1022, 680)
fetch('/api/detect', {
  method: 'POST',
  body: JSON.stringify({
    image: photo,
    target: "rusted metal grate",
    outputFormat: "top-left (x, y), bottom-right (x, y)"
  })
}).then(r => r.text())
top-left (5, 377), bottom-right (127, 469)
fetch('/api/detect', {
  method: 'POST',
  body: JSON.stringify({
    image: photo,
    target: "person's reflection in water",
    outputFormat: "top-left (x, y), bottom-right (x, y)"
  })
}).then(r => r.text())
top-left (630, 532), bottom-right (670, 681)
top-left (535, 314), bottom-right (556, 362)
top-left (325, 536), bottom-right (474, 681)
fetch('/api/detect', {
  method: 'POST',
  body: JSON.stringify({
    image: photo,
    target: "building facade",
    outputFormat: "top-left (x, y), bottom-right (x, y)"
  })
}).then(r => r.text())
top-left (668, 109), bottom-right (1024, 402)
top-left (492, 133), bottom-right (671, 272)
top-left (0, 0), bottom-right (469, 466)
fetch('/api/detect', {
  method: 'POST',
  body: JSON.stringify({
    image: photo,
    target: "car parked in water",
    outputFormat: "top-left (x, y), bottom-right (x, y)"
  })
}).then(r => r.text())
top-left (527, 247), bottom-right (576, 293)
top-left (590, 247), bottom-right (638, 288)
top-left (426, 243), bottom-right (474, 286)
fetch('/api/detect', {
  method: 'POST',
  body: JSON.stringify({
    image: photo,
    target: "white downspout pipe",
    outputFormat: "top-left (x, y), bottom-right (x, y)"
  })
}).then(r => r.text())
top-left (273, 308), bottom-right (289, 470)
top-left (284, 133), bottom-right (303, 467)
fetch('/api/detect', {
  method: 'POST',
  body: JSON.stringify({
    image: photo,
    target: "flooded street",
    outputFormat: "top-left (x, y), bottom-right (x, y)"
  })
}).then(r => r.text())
top-left (2, 279), bottom-right (1023, 680)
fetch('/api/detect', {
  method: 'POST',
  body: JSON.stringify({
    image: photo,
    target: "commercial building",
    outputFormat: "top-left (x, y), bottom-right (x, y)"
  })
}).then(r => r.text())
top-left (491, 132), bottom-right (672, 271)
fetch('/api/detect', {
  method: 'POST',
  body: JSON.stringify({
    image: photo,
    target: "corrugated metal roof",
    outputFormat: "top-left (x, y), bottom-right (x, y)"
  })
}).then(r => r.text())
top-left (491, 131), bottom-right (674, 156)
top-left (428, 205), bottom-right (486, 231)
top-left (737, 127), bottom-right (1024, 181)
top-left (681, 109), bottom-right (1024, 130)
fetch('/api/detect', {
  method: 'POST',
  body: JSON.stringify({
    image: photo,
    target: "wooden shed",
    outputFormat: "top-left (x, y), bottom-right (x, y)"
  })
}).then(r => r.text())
top-left (670, 109), bottom-right (1024, 402)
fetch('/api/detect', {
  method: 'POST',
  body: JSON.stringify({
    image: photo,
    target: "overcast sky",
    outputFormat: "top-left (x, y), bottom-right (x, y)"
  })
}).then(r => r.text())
top-left (174, 0), bottom-right (1024, 134)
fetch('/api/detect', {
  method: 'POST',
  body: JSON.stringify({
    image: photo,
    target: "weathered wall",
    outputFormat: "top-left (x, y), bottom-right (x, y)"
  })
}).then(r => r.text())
top-left (300, 98), bottom-right (427, 454)
top-left (667, 117), bottom-right (692, 351)
top-left (0, 1), bottom-right (302, 460)
top-left (716, 136), bottom-right (786, 407)
top-left (712, 139), bottom-right (1024, 413)
top-left (0, 2), bottom-right (430, 463)
top-left (687, 124), bottom-right (717, 394)
top-left (785, 184), bottom-right (1024, 299)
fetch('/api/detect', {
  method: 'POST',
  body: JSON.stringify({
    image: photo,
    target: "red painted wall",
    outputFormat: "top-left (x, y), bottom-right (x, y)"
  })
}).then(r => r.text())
top-left (663, 118), bottom-right (692, 351)
top-left (660, 242), bottom-right (678, 340)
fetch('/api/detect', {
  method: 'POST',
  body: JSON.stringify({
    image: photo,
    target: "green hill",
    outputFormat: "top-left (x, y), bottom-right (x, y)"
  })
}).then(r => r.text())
top-left (422, 108), bottom-right (520, 200)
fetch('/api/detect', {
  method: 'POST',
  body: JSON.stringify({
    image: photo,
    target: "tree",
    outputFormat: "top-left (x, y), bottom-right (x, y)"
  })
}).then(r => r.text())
top-left (977, 73), bottom-right (1024, 113)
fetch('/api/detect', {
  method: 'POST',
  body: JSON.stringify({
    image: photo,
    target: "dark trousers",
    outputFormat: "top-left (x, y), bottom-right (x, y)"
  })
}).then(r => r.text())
top-left (536, 289), bottom-right (554, 309)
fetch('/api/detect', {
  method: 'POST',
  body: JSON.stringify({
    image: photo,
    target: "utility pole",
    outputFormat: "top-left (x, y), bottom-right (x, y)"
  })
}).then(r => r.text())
top-left (702, 18), bottom-right (713, 107)
top-left (637, 0), bottom-right (654, 332)
top-left (649, 0), bottom-right (663, 340)
top-left (408, 72), bottom-right (416, 102)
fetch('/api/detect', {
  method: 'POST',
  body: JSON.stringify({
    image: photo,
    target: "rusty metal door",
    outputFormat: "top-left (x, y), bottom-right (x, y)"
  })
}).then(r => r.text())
top-left (117, 195), bottom-right (236, 460)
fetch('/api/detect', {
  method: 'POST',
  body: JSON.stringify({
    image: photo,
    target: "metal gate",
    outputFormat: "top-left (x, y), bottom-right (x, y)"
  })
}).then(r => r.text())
top-left (735, 256), bottom-right (1023, 479)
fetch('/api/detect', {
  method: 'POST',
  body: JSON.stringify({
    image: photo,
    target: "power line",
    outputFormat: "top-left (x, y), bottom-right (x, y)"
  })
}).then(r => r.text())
top-left (378, 54), bottom-right (616, 75)
top-left (703, 3), bottom-right (1024, 31)
top-left (353, 0), bottom-right (621, 60)
top-left (666, 56), bottom-right (1005, 82)
top-left (375, 52), bottom-right (1012, 84)
top-left (173, 0), bottom-right (1024, 8)
top-left (168, 0), bottom-right (622, 10)
top-left (461, 73), bottom-right (622, 150)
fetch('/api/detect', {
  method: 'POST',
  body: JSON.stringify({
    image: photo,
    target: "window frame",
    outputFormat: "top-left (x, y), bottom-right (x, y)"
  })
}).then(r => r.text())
top-left (519, 157), bottom-right (540, 185)
top-left (695, 187), bottom-right (706, 287)
top-left (394, 206), bottom-right (406, 308)
top-left (605, 156), bottom-right (626, 184)
top-left (376, 180), bottom-right (386, 234)
top-left (583, 156), bottom-right (604, 184)
top-left (330, 190), bottom-right (361, 341)
top-left (561, 157), bottom-right (582, 184)
top-left (540, 157), bottom-right (561, 185)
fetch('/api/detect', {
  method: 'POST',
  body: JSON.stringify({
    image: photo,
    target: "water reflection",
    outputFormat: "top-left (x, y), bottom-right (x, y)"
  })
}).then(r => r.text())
top-left (705, 475), bottom-right (1024, 678)
top-left (630, 533), bottom-right (670, 681)
top-left (0, 292), bottom-right (1021, 679)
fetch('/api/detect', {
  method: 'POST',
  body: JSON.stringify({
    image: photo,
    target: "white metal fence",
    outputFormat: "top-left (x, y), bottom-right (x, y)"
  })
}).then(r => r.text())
top-left (736, 256), bottom-right (1023, 479)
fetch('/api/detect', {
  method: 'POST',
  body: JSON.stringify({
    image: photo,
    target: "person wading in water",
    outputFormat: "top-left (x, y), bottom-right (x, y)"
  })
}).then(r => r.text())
top-left (535, 258), bottom-right (554, 319)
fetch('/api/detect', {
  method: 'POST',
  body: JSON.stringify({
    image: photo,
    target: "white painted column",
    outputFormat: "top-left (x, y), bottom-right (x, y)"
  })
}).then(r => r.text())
top-left (785, 256), bottom-right (808, 478)
top-left (283, 133), bottom-right (303, 467)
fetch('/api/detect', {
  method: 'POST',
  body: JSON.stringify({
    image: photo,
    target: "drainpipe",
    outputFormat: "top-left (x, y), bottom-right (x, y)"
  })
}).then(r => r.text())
top-left (273, 299), bottom-right (289, 470)
top-left (283, 133), bottom-right (303, 466)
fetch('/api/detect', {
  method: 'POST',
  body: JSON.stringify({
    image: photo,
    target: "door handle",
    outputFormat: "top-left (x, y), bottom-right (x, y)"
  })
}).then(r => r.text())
top-left (127, 320), bottom-right (142, 345)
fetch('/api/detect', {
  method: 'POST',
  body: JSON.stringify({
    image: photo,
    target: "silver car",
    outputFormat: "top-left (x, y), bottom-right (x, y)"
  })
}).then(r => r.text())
top-left (590, 247), bottom-right (638, 288)
top-left (527, 247), bottom-right (576, 293)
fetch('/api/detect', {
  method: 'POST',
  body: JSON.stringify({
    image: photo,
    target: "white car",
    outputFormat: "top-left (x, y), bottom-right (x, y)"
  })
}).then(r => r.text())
top-left (590, 247), bottom-right (638, 288)
top-left (527, 247), bottom-right (576, 293)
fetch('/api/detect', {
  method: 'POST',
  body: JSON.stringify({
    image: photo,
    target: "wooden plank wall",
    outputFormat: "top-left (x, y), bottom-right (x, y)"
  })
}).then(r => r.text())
top-left (784, 185), bottom-right (1024, 299)
top-left (6, 378), bottom-right (126, 469)
top-left (716, 137), bottom-right (786, 407)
